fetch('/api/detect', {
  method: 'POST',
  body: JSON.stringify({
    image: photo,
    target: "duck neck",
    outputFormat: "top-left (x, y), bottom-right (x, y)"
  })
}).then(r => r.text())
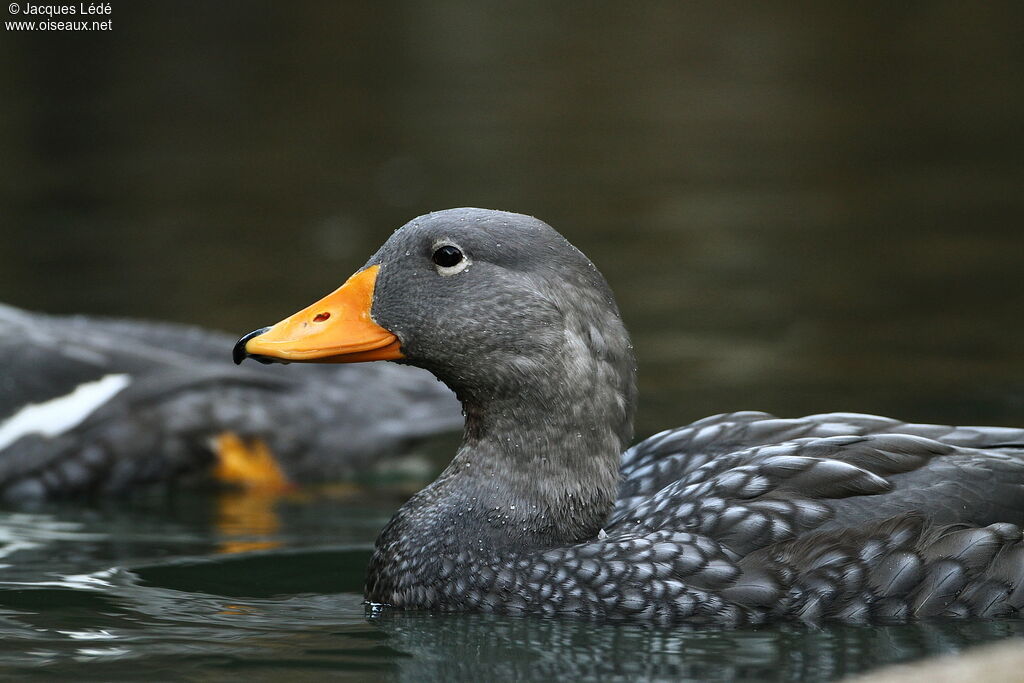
top-left (450, 385), bottom-right (629, 547)
top-left (376, 346), bottom-right (636, 563)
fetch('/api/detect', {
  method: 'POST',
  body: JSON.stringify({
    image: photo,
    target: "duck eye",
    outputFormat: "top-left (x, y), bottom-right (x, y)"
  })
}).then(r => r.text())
top-left (432, 245), bottom-right (463, 268)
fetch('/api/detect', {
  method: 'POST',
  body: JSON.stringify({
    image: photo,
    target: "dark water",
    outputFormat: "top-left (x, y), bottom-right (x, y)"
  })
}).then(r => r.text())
top-left (4, 494), bottom-right (1024, 680)
top-left (3, 1), bottom-right (1024, 679)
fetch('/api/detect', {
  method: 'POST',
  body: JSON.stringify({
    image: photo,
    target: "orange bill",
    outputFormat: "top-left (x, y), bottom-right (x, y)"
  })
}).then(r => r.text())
top-left (236, 265), bottom-right (403, 363)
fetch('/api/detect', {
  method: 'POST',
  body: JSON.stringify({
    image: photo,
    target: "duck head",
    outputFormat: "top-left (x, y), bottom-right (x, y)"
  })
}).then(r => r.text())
top-left (235, 207), bottom-right (637, 451)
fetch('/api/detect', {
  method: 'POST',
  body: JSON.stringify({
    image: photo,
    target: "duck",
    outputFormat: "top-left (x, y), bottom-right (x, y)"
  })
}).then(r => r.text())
top-left (0, 304), bottom-right (460, 504)
top-left (234, 208), bottom-right (1024, 625)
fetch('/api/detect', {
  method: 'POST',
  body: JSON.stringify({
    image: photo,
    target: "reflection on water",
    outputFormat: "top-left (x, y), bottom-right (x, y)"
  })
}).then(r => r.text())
top-left (0, 500), bottom-right (1019, 680)
top-left (2, 1), bottom-right (1023, 679)
top-left (373, 612), bottom-right (1024, 682)
top-left (0, 499), bottom-right (1022, 680)
top-left (214, 490), bottom-right (285, 554)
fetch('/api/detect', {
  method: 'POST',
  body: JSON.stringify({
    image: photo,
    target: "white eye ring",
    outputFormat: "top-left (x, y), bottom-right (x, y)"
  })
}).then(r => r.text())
top-left (431, 240), bottom-right (471, 276)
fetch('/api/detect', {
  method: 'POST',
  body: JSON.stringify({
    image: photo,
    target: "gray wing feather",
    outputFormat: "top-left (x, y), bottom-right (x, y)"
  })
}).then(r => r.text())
top-left (621, 412), bottom-right (1024, 503)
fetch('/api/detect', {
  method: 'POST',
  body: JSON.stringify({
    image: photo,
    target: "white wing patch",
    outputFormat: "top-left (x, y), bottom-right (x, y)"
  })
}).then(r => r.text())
top-left (0, 374), bottom-right (131, 450)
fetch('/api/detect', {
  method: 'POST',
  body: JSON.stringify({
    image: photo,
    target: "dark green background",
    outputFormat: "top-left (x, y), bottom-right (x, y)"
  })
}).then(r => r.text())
top-left (3, 1), bottom-right (1023, 434)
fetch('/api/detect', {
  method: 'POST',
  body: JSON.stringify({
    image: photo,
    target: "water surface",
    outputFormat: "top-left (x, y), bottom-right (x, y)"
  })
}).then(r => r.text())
top-left (3, 495), bottom-right (1024, 680)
